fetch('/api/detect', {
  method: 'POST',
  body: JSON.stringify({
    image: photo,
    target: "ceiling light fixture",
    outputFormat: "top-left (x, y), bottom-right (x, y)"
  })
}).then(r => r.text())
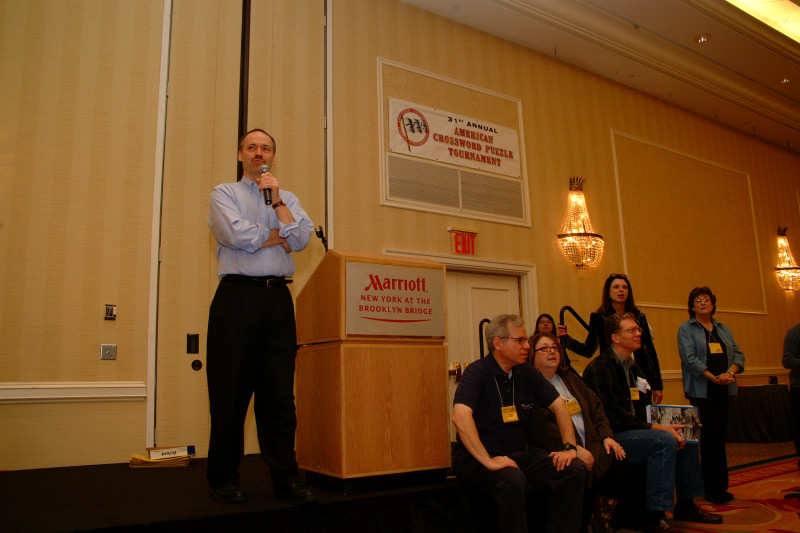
top-left (724, 0), bottom-right (800, 44)
top-left (694, 34), bottom-right (711, 43)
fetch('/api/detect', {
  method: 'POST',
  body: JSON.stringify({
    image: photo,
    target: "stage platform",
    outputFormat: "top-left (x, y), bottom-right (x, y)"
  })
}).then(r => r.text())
top-left (0, 455), bottom-right (470, 532)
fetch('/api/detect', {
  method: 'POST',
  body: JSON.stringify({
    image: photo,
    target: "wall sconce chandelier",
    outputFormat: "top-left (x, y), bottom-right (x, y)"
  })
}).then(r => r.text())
top-left (557, 177), bottom-right (604, 268)
top-left (775, 227), bottom-right (800, 291)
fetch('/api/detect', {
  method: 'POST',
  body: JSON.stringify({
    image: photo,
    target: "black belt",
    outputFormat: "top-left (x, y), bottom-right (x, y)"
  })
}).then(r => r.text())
top-left (222, 274), bottom-right (292, 287)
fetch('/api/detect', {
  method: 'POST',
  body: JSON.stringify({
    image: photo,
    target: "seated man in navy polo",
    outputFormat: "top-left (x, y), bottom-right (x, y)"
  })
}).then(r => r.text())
top-left (582, 312), bottom-right (722, 533)
top-left (452, 314), bottom-right (585, 533)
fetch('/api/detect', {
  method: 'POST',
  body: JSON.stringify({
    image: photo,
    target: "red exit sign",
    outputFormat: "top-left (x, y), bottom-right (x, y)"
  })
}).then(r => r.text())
top-left (449, 227), bottom-right (477, 255)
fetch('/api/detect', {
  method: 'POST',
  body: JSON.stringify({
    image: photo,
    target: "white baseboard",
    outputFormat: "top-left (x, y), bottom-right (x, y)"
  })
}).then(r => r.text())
top-left (0, 382), bottom-right (147, 404)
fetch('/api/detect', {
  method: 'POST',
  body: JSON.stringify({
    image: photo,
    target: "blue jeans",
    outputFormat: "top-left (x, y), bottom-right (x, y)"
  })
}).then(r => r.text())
top-left (614, 429), bottom-right (704, 511)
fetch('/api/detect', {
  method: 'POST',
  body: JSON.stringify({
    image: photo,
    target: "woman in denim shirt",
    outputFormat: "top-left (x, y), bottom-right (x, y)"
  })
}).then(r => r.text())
top-left (677, 287), bottom-right (745, 505)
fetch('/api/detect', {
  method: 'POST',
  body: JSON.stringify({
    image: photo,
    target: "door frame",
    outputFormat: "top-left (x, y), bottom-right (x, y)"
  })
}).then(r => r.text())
top-left (382, 248), bottom-right (538, 324)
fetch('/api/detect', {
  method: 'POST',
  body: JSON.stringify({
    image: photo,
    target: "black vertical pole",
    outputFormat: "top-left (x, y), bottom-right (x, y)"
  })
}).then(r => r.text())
top-left (237, 0), bottom-right (251, 180)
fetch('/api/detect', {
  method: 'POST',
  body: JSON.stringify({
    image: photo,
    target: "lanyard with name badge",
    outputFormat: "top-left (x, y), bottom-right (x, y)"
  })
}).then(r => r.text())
top-left (553, 375), bottom-right (582, 415)
top-left (494, 374), bottom-right (519, 423)
top-left (625, 366), bottom-right (639, 400)
top-left (704, 326), bottom-right (724, 354)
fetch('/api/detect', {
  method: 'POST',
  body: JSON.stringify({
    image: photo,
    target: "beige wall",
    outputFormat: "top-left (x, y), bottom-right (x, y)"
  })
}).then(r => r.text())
top-left (0, 0), bottom-right (164, 468)
top-left (329, 0), bottom-right (800, 400)
top-left (0, 0), bottom-right (798, 470)
top-left (0, 0), bottom-right (325, 469)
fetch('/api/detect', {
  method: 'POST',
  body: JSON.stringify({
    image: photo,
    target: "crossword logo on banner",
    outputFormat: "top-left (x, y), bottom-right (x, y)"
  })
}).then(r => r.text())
top-left (397, 108), bottom-right (430, 147)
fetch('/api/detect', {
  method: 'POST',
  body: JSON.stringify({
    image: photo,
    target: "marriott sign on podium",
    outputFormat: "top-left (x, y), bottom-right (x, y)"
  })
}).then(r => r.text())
top-left (346, 261), bottom-right (445, 337)
top-left (295, 250), bottom-right (447, 344)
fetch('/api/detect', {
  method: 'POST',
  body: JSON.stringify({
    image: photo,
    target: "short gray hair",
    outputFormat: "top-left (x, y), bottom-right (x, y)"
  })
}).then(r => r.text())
top-left (485, 314), bottom-right (525, 355)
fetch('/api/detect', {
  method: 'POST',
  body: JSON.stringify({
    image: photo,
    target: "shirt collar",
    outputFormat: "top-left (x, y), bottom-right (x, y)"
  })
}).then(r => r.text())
top-left (486, 354), bottom-right (514, 379)
top-left (239, 175), bottom-right (257, 187)
top-left (238, 175), bottom-right (262, 197)
top-left (612, 347), bottom-right (632, 368)
top-left (689, 316), bottom-right (717, 326)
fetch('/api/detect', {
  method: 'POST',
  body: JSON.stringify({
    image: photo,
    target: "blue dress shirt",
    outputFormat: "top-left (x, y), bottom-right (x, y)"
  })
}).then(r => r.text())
top-left (208, 176), bottom-right (314, 277)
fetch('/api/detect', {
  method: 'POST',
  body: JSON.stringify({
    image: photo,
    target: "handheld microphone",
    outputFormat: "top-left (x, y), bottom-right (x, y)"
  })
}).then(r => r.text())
top-left (259, 165), bottom-right (272, 205)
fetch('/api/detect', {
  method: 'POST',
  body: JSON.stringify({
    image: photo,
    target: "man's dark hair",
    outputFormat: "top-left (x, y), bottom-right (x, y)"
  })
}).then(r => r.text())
top-left (604, 311), bottom-right (637, 346)
top-left (237, 129), bottom-right (276, 181)
top-left (238, 128), bottom-right (276, 154)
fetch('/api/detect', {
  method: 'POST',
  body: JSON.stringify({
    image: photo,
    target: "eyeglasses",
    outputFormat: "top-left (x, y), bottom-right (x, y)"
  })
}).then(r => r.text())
top-left (534, 345), bottom-right (560, 353)
top-left (619, 327), bottom-right (642, 334)
top-left (501, 337), bottom-right (530, 346)
top-left (694, 297), bottom-right (712, 304)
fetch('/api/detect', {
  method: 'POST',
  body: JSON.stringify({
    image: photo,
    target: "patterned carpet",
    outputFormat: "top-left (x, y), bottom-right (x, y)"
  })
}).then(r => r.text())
top-left (613, 443), bottom-right (800, 533)
top-left (669, 448), bottom-right (800, 533)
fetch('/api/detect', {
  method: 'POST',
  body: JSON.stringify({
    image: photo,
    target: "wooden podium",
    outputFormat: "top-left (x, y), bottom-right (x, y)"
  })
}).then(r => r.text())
top-left (295, 250), bottom-right (451, 478)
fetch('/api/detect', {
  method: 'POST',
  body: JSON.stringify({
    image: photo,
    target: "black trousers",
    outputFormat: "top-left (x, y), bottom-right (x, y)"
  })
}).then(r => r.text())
top-left (206, 276), bottom-right (299, 488)
top-left (454, 445), bottom-right (585, 533)
top-left (691, 387), bottom-right (729, 495)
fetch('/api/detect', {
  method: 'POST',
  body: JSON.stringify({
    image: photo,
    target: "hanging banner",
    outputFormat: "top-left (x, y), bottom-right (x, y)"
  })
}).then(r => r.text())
top-left (388, 98), bottom-right (521, 178)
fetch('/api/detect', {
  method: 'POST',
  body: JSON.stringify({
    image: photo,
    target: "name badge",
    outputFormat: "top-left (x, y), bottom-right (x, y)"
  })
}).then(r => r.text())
top-left (709, 342), bottom-right (723, 354)
top-left (501, 405), bottom-right (519, 423)
top-left (565, 398), bottom-right (582, 416)
top-left (629, 387), bottom-right (640, 400)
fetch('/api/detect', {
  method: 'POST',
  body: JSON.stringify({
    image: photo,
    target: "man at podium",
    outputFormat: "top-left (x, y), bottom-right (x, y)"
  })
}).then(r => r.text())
top-left (206, 128), bottom-right (316, 505)
top-left (452, 314), bottom-right (585, 533)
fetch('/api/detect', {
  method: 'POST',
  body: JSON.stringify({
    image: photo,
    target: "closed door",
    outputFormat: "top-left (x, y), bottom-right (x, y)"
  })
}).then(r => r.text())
top-left (445, 270), bottom-right (521, 441)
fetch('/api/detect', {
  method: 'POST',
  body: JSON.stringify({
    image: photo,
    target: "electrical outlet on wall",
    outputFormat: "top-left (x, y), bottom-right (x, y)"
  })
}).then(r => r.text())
top-left (100, 344), bottom-right (117, 360)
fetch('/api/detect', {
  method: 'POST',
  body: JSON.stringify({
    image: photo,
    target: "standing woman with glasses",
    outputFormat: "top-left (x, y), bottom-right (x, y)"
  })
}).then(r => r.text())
top-left (678, 287), bottom-right (745, 504)
top-left (534, 313), bottom-right (557, 335)
top-left (559, 274), bottom-right (665, 404)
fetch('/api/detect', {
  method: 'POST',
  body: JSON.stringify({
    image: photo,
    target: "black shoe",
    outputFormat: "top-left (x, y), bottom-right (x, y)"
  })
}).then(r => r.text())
top-left (211, 482), bottom-right (247, 503)
top-left (722, 490), bottom-right (734, 501)
top-left (704, 492), bottom-right (728, 504)
top-left (673, 505), bottom-right (722, 524)
top-left (274, 481), bottom-right (318, 505)
top-left (642, 518), bottom-right (672, 532)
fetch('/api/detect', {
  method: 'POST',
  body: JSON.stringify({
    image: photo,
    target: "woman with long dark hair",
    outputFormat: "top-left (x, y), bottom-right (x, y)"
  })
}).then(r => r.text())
top-left (559, 274), bottom-right (664, 404)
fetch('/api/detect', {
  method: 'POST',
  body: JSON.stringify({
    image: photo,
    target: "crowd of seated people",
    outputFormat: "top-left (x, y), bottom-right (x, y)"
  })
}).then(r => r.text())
top-left (452, 274), bottom-right (745, 532)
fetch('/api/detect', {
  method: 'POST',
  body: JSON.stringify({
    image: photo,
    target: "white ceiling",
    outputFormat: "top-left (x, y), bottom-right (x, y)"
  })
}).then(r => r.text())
top-left (399, 0), bottom-right (800, 154)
